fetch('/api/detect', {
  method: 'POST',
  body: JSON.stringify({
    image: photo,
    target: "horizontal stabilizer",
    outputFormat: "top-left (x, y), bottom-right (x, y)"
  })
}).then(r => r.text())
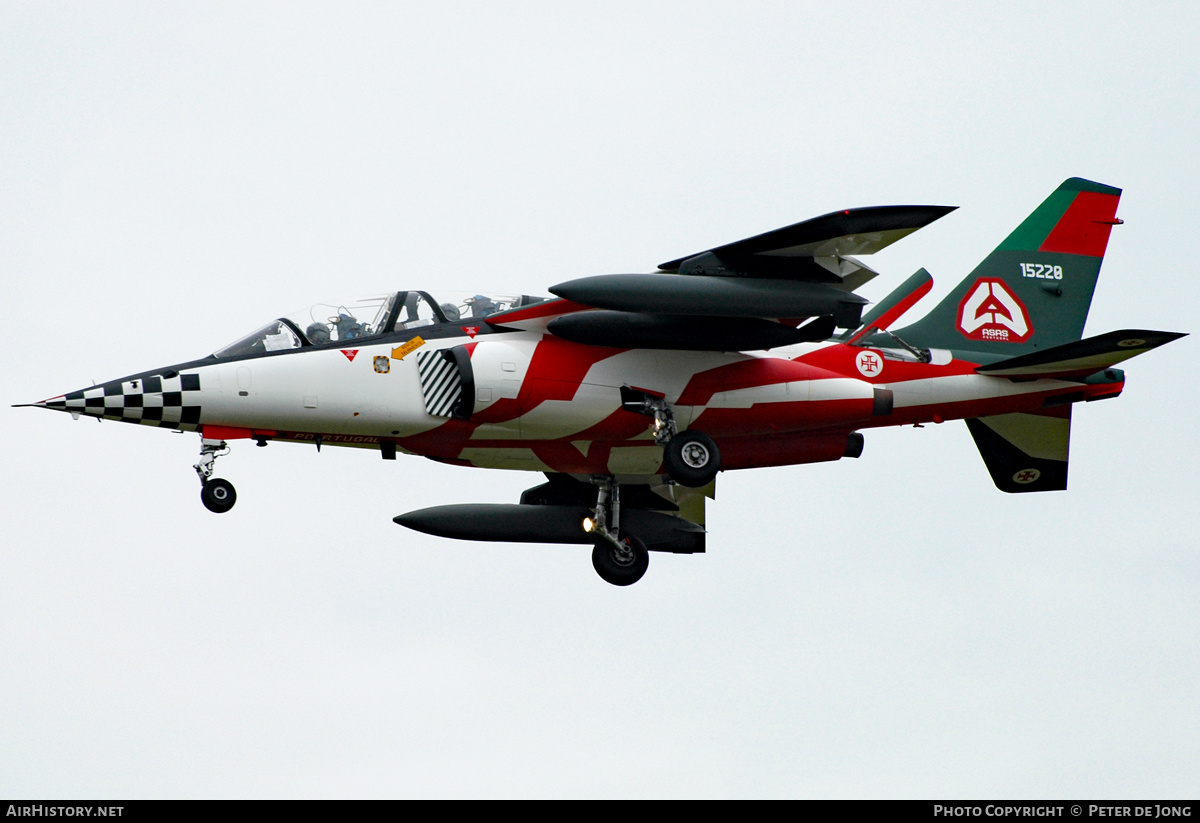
top-left (975, 329), bottom-right (1186, 378)
top-left (658, 205), bottom-right (956, 289)
top-left (966, 409), bottom-right (1071, 493)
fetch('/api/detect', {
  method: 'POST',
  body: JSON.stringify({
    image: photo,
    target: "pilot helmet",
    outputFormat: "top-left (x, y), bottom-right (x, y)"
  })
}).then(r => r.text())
top-left (306, 322), bottom-right (331, 344)
top-left (334, 312), bottom-right (359, 339)
top-left (466, 295), bottom-right (496, 317)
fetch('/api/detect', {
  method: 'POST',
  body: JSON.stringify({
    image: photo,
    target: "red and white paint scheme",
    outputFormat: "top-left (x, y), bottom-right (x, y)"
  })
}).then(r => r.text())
top-left (23, 179), bottom-right (1184, 585)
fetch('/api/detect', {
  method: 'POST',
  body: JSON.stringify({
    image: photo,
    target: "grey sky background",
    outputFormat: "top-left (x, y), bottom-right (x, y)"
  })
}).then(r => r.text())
top-left (2, 1), bottom-right (1197, 798)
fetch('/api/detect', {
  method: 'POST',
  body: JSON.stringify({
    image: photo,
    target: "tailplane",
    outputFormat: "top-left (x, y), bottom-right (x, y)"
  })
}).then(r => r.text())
top-left (966, 408), bottom-right (1072, 493)
top-left (895, 178), bottom-right (1123, 355)
top-left (974, 329), bottom-right (1186, 379)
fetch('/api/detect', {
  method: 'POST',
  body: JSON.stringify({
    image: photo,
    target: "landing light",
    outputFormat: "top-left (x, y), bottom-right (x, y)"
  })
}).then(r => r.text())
top-left (582, 517), bottom-right (596, 533)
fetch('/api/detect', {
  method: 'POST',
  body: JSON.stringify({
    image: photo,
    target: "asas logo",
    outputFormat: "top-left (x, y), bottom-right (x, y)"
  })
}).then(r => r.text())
top-left (956, 278), bottom-right (1032, 343)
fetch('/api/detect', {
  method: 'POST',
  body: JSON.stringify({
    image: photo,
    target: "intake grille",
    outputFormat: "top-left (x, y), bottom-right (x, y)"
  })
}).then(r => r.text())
top-left (416, 350), bottom-right (463, 418)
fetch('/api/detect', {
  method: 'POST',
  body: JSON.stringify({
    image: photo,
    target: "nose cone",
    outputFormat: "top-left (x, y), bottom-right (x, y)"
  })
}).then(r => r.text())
top-left (27, 372), bottom-right (204, 430)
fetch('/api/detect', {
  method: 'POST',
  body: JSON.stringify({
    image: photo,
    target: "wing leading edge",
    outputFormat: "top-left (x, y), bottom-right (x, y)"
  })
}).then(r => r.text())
top-left (658, 204), bottom-right (956, 291)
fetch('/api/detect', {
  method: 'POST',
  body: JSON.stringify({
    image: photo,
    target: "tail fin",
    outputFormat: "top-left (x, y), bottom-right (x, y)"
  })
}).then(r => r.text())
top-left (895, 178), bottom-right (1122, 355)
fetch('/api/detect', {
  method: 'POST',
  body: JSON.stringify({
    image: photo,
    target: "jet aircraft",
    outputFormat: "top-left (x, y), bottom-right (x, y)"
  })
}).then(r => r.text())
top-left (23, 178), bottom-right (1184, 585)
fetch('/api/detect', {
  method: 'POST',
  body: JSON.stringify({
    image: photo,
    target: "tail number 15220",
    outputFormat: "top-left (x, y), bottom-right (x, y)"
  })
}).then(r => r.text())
top-left (1021, 263), bottom-right (1063, 280)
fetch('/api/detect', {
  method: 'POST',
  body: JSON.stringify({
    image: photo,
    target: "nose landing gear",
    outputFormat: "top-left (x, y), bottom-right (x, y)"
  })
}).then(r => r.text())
top-left (194, 439), bottom-right (237, 513)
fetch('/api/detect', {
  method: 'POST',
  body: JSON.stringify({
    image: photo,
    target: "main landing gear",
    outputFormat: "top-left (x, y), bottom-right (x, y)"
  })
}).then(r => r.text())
top-left (585, 476), bottom-right (649, 586)
top-left (583, 391), bottom-right (719, 584)
top-left (625, 390), bottom-right (721, 488)
top-left (194, 438), bottom-right (237, 513)
top-left (662, 430), bottom-right (720, 488)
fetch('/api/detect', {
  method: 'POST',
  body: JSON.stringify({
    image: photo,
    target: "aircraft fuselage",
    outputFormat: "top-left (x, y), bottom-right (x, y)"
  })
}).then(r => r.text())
top-left (36, 318), bottom-right (1123, 477)
top-left (28, 178), bottom-right (1179, 586)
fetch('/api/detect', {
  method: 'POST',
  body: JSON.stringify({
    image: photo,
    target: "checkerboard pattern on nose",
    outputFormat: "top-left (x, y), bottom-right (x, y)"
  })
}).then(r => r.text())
top-left (44, 372), bottom-right (203, 431)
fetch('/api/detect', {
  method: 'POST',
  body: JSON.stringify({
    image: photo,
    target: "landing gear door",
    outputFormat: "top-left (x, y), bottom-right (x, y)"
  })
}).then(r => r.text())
top-left (415, 345), bottom-right (474, 420)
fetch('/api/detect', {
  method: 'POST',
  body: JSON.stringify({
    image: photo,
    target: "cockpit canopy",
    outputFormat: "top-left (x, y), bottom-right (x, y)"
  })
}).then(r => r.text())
top-left (213, 290), bottom-right (545, 358)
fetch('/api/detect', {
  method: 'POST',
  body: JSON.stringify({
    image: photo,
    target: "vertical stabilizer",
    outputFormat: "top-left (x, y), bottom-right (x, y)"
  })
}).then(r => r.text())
top-left (895, 178), bottom-right (1122, 355)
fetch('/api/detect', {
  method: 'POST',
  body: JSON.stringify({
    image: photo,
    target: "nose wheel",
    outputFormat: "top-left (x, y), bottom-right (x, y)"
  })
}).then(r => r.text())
top-left (200, 477), bottom-right (237, 513)
top-left (194, 438), bottom-right (237, 513)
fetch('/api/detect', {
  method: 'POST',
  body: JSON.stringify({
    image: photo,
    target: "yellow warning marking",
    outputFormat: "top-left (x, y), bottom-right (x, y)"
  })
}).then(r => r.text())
top-left (391, 336), bottom-right (425, 360)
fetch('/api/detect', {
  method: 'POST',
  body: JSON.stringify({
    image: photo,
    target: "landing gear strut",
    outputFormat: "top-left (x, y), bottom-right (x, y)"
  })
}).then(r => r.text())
top-left (194, 438), bottom-right (237, 514)
top-left (623, 388), bottom-right (721, 488)
top-left (585, 476), bottom-right (649, 586)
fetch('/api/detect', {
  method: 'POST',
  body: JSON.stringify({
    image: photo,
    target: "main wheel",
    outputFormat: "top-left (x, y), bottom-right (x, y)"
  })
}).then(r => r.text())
top-left (663, 430), bottom-right (720, 487)
top-left (591, 532), bottom-right (649, 586)
top-left (201, 477), bottom-right (237, 514)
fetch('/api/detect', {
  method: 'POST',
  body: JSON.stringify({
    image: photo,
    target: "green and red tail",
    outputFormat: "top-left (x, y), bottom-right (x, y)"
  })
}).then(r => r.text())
top-left (895, 177), bottom-right (1123, 356)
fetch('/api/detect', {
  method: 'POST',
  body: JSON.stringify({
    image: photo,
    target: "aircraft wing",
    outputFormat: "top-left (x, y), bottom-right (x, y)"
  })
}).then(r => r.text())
top-left (504, 205), bottom-right (955, 352)
top-left (658, 204), bottom-right (956, 291)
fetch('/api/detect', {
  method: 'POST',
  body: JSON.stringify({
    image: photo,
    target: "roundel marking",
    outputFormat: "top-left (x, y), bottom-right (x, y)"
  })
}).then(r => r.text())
top-left (956, 278), bottom-right (1033, 343)
top-left (1117, 338), bottom-right (1146, 348)
top-left (1013, 468), bottom-right (1041, 484)
top-left (855, 349), bottom-right (884, 377)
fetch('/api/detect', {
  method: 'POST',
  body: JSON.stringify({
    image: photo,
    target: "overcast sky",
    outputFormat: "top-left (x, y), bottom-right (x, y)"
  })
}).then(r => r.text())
top-left (2, 1), bottom-right (1197, 799)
